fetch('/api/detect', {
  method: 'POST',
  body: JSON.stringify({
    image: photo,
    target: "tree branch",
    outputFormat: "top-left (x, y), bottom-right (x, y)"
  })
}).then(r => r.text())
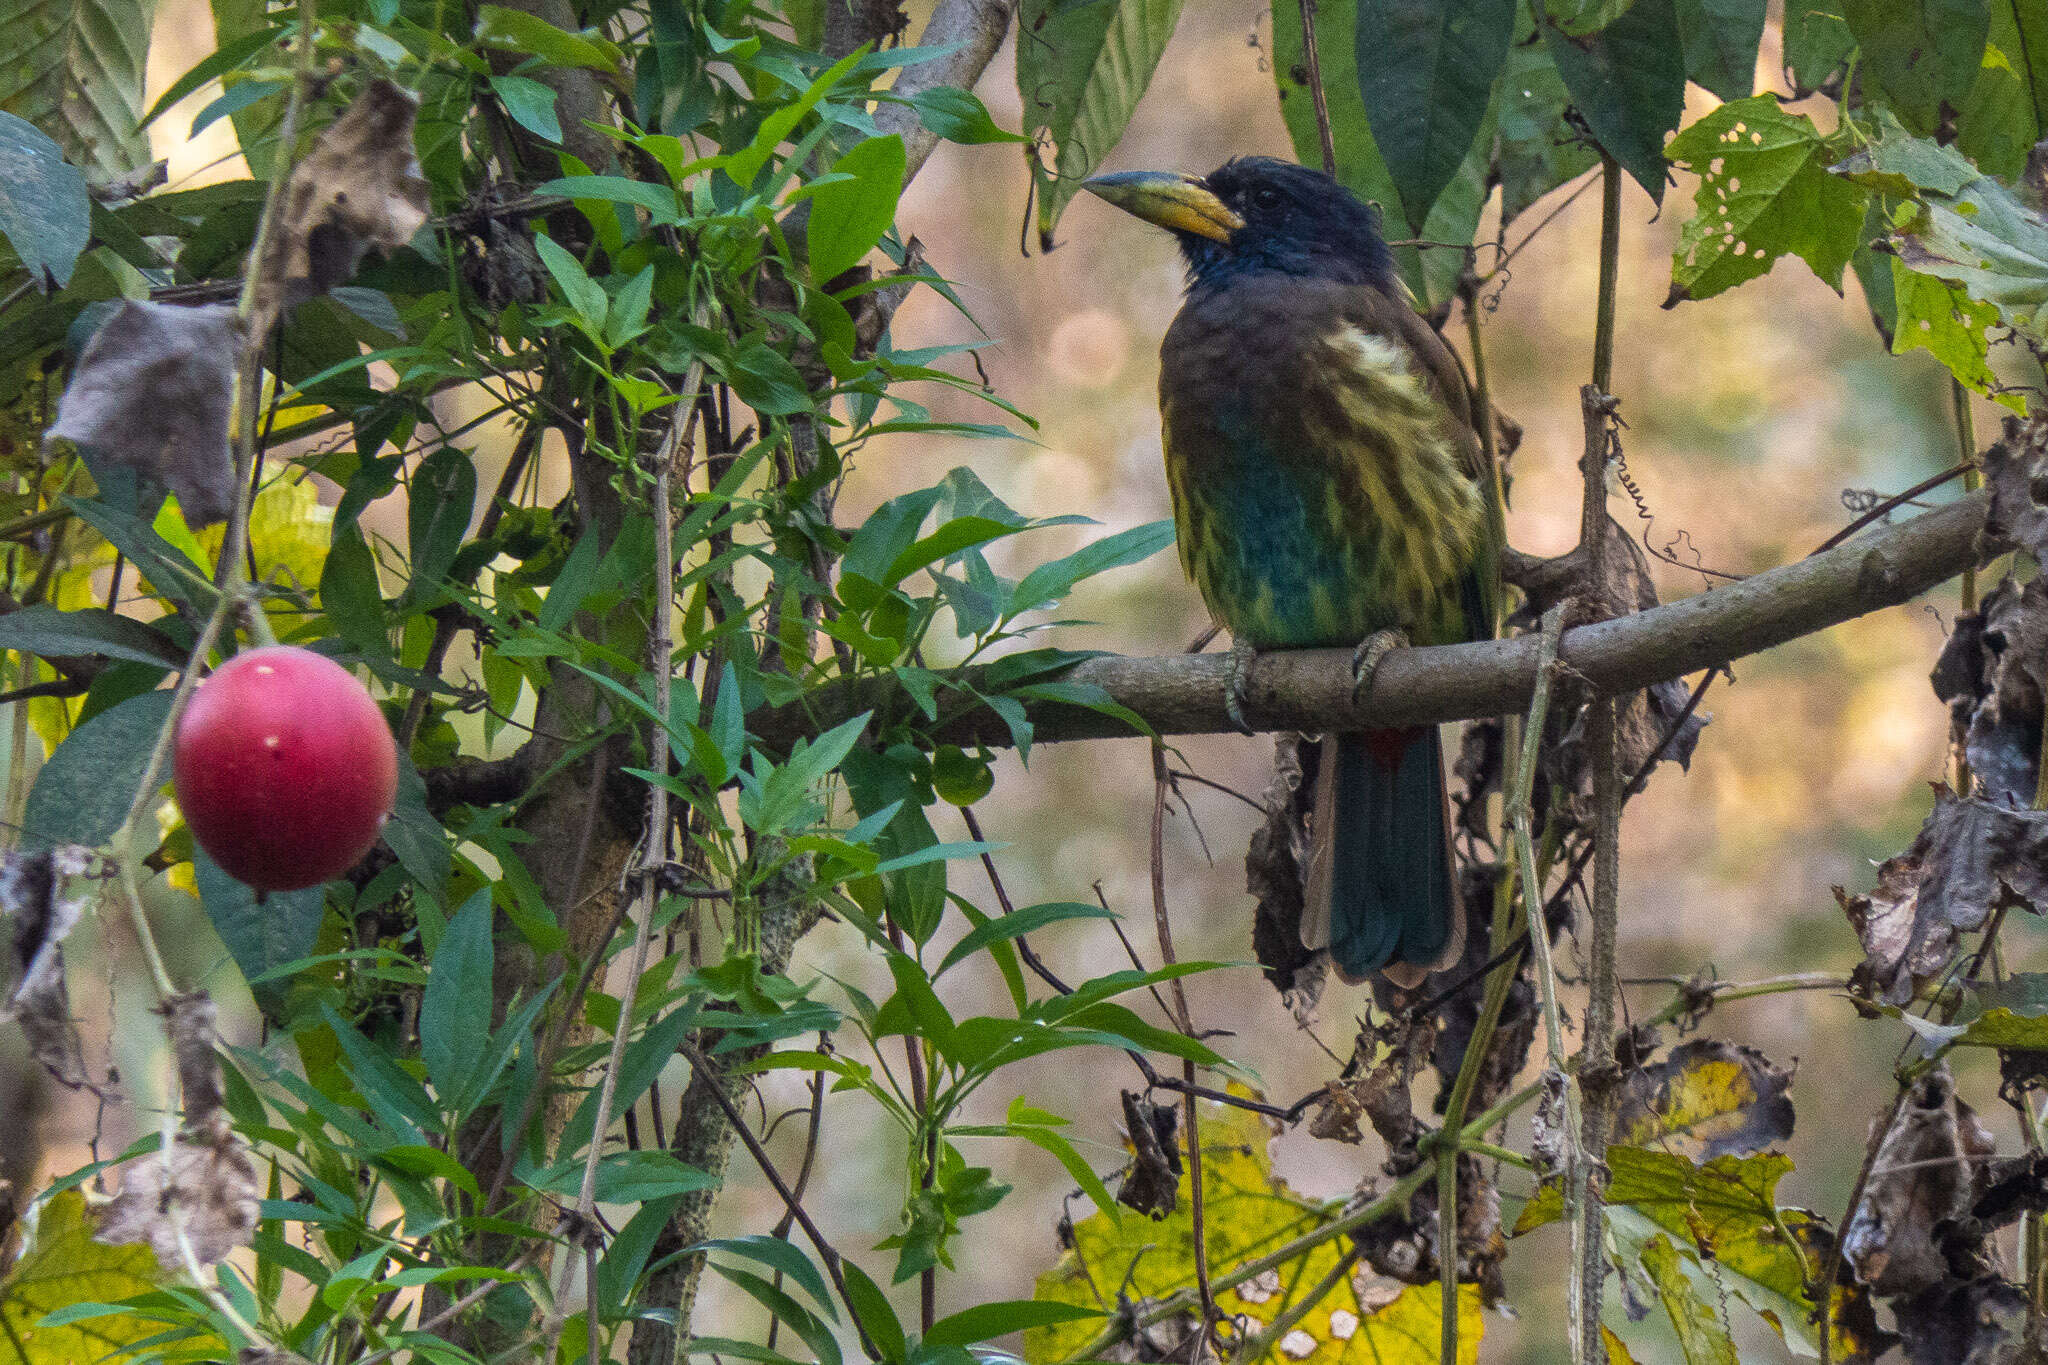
top-left (756, 491), bottom-right (1991, 751)
top-left (871, 0), bottom-right (1020, 184)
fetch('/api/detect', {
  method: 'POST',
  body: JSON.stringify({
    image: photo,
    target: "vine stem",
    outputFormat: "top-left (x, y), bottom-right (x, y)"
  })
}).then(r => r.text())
top-left (1435, 856), bottom-right (1521, 1363)
top-left (1570, 152), bottom-right (1625, 1365)
top-left (548, 372), bottom-right (696, 1359)
top-left (1149, 740), bottom-right (1216, 1343)
top-left (107, 0), bottom-right (318, 1006)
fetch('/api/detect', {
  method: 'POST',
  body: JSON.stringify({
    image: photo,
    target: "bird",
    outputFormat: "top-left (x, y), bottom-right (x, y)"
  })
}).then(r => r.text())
top-left (1082, 156), bottom-right (1499, 987)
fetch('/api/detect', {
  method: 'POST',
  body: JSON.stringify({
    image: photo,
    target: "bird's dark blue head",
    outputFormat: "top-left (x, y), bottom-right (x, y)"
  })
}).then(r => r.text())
top-left (1083, 157), bottom-right (1396, 295)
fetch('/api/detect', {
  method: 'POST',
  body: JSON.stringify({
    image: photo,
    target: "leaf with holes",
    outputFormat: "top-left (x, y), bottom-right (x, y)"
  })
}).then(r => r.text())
top-left (1891, 259), bottom-right (2027, 413)
top-left (1664, 97), bottom-right (1866, 303)
top-left (1028, 1093), bottom-right (1483, 1363)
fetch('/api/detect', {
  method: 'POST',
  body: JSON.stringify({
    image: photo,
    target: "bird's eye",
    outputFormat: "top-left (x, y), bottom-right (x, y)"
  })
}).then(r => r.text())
top-left (1251, 186), bottom-right (1282, 210)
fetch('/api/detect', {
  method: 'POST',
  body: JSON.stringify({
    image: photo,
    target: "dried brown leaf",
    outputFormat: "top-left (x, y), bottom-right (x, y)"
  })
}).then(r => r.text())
top-left (97, 994), bottom-right (257, 1269)
top-left (1246, 733), bottom-right (1322, 1004)
top-left (0, 846), bottom-right (96, 1090)
top-left (1843, 1068), bottom-right (1996, 1298)
top-left (258, 79), bottom-right (430, 316)
top-left (1840, 788), bottom-right (2048, 1005)
top-left (43, 301), bottom-right (243, 526)
top-left (1933, 575), bottom-right (2048, 807)
top-left (1979, 415), bottom-right (2048, 563)
top-left (1115, 1090), bottom-right (1179, 1218)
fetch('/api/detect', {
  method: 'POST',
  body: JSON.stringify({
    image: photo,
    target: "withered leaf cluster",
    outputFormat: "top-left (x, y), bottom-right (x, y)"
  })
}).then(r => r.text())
top-left (1844, 1069), bottom-right (2028, 1365)
top-left (44, 79), bottom-right (427, 527)
top-left (97, 993), bottom-right (259, 1271)
top-left (44, 301), bottom-right (244, 526)
top-left (256, 78), bottom-right (430, 318)
top-left (1840, 789), bottom-right (2048, 1004)
top-left (0, 845), bottom-right (98, 1091)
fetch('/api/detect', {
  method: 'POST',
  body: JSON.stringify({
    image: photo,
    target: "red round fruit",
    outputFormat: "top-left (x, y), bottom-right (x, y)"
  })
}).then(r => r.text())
top-left (173, 645), bottom-right (399, 891)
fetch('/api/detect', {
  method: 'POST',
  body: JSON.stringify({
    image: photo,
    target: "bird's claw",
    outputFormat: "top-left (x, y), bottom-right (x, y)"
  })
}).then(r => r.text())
top-left (1351, 629), bottom-right (1410, 705)
top-left (1225, 638), bottom-right (1259, 735)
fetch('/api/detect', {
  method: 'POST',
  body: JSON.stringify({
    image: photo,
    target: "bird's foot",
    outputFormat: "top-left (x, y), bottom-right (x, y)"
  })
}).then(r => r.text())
top-left (1225, 637), bottom-right (1260, 735)
top-left (1351, 629), bottom-right (1410, 704)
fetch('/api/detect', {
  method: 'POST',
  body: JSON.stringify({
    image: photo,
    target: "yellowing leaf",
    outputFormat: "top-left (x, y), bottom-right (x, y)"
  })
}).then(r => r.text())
top-left (1638, 1234), bottom-right (1738, 1365)
top-left (1612, 1038), bottom-right (1793, 1160)
top-left (1026, 1096), bottom-right (1483, 1364)
top-left (0, 1188), bottom-right (184, 1365)
top-left (1514, 1147), bottom-right (1884, 1360)
top-left (1665, 96), bottom-right (1867, 304)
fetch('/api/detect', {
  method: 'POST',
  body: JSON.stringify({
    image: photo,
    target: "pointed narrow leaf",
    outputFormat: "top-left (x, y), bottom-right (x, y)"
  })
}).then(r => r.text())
top-left (1020, 0), bottom-right (1188, 247)
top-left (1354, 0), bottom-right (1516, 230)
top-left (1541, 0), bottom-right (1685, 201)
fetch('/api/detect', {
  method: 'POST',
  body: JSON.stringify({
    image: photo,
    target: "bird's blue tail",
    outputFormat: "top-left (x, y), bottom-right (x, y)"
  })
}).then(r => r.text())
top-left (1304, 728), bottom-right (1461, 984)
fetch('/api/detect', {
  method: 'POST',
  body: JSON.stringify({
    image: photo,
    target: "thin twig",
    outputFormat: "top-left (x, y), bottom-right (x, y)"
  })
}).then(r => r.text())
top-left (675, 1040), bottom-right (861, 1329)
top-left (1294, 0), bottom-right (1337, 178)
top-left (1149, 740), bottom-right (1215, 1352)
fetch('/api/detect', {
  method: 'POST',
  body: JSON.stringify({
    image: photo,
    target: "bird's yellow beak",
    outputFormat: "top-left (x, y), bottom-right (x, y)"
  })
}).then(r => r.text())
top-left (1082, 171), bottom-right (1243, 243)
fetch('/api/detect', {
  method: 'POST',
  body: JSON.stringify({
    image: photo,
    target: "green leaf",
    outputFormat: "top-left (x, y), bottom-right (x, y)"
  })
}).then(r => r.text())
top-left (24, 687), bottom-right (173, 850)
top-left (725, 341), bottom-right (812, 415)
top-left (1008, 520), bottom-right (1176, 618)
top-left (194, 851), bottom-right (324, 1018)
top-left (1958, 35), bottom-right (2042, 181)
top-left (0, 605), bottom-right (182, 669)
top-left (1891, 257), bottom-right (2027, 412)
top-left (935, 901), bottom-right (1114, 979)
top-left (711, 1264), bottom-right (843, 1365)
top-left (683, 1237), bottom-right (838, 1321)
top-left (911, 86), bottom-right (1029, 144)
top-left (804, 134), bottom-right (905, 284)
top-left (926, 1299), bottom-right (1101, 1347)
top-left (1673, 0), bottom-right (1765, 100)
top-left (1547, 0), bottom-right (1637, 35)
top-left (1664, 97), bottom-right (1867, 303)
top-left (1890, 160), bottom-right (2048, 342)
top-left (1999, 0), bottom-right (2048, 128)
top-left (533, 174), bottom-right (682, 222)
top-left (490, 74), bottom-right (562, 142)
top-left (1638, 1234), bottom-right (1740, 1365)
top-left (1843, 0), bottom-right (1990, 133)
top-left (420, 888), bottom-right (495, 1107)
top-left (1494, 25), bottom-right (1601, 226)
top-left (724, 45), bottom-right (868, 189)
top-left (1784, 2), bottom-right (1856, 93)
top-left (534, 232), bottom-right (608, 332)
top-left (141, 25), bottom-right (283, 128)
top-left (0, 0), bottom-right (153, 175)
top-left (1541, 0), bottom-right (1686, 202)
top-left (1354, 0), bottom-right (1517, 230)
top-left (321, 521), bottom-right (389, 657)
top-left (839, 1260), bottom-right (907, 1363)
top-left (1019, 0), bottom-right (1188, 248)
top-left (407, 447), bottom-right (478, 599)
top-left (474, 5), bottom-right (622, 70)
top-left (0, 112), bottom-right (89, 287)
